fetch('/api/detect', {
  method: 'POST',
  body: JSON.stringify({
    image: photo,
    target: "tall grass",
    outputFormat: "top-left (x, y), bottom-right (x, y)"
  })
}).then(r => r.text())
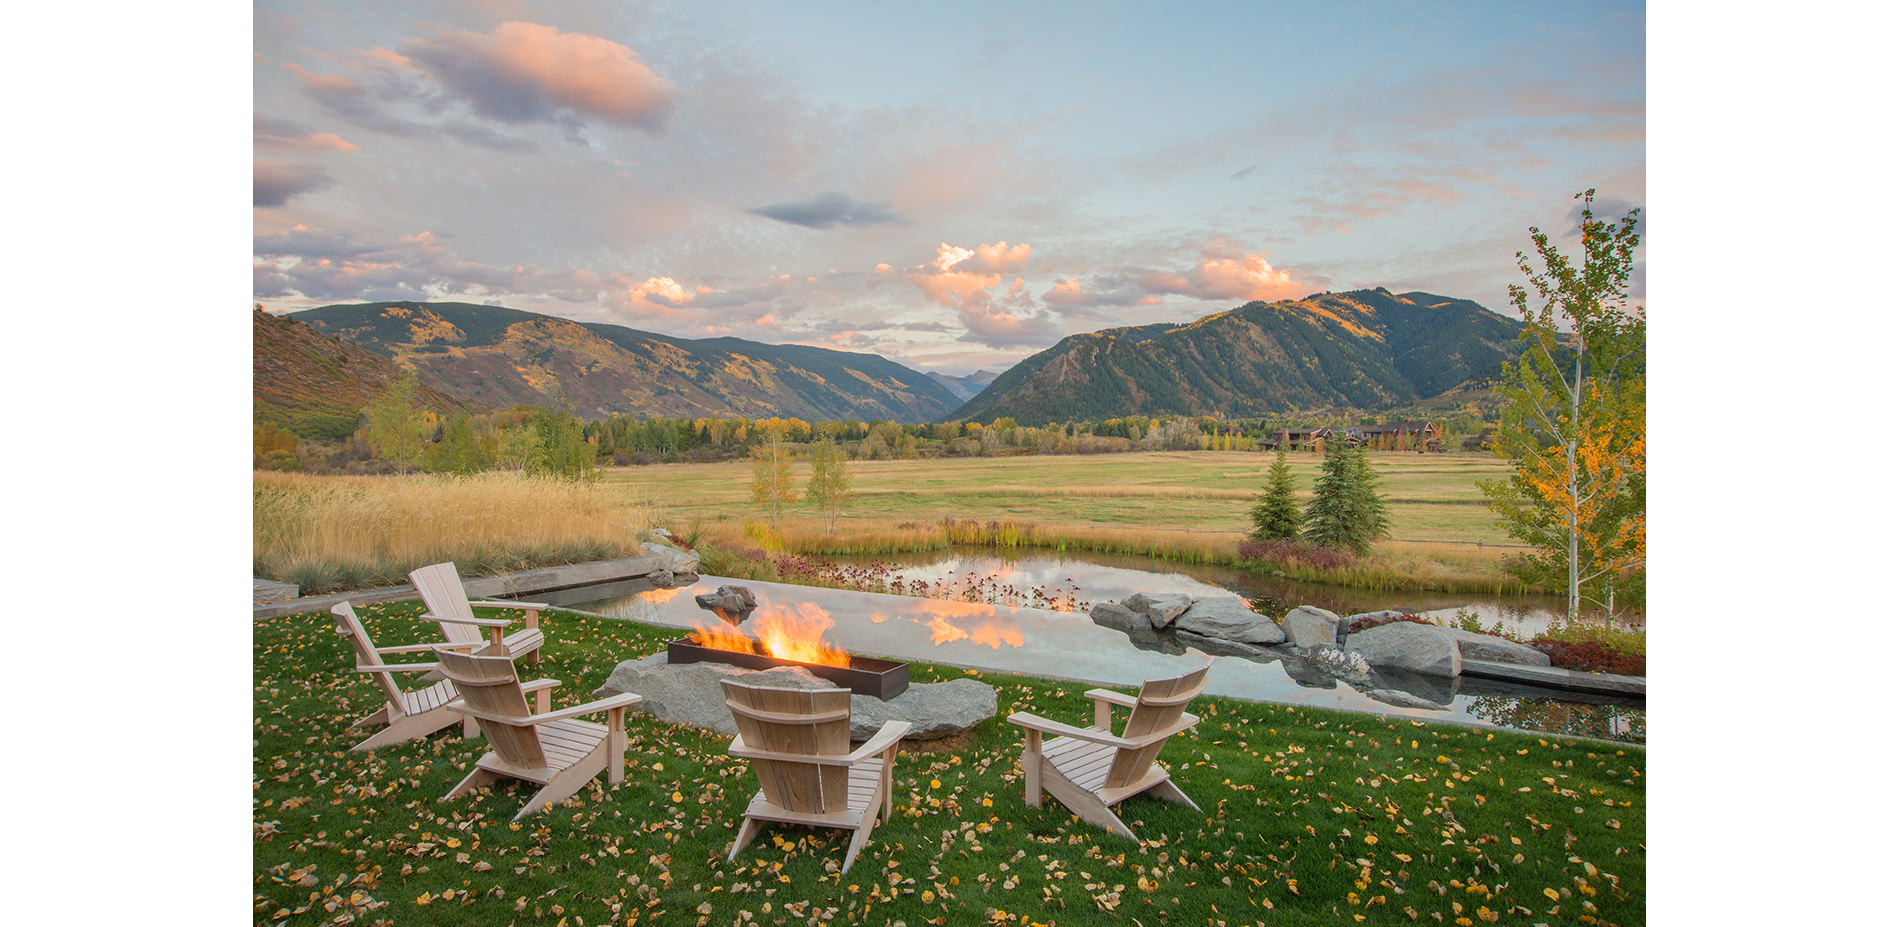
top-left (254, 471), bottom-right (649, 593)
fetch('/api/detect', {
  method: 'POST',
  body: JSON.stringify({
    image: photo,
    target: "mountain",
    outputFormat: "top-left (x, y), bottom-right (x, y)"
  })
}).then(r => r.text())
top-left (253, 307), bottom-right (483, 439)
top-left (950, 289), bottom-right (1522, 425)
top-left (926, 369), bottom-right (1000, 402)
top-left (285, 301), bottom-right (965, 423)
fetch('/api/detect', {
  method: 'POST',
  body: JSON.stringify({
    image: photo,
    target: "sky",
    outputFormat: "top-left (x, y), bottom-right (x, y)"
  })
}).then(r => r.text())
top-left (254, 0), bottom-right (1644, 373)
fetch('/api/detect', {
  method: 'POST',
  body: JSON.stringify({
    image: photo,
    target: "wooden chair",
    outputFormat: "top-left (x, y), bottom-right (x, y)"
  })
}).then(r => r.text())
top-left (721, 680), bottom-right (910, 874)
top-left (1007, 665), bottom-right (1210, 839)
top-left (330, 601), bottom-right (478, 751)
top-left (410, 561), bottom-right (546, 666)
top-left (434, 645), bottom-right (642, 821)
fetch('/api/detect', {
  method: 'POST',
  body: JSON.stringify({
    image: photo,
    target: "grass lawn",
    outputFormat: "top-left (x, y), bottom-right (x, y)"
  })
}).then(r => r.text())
top-left (255, 605), bottom-right (1643, 926)
top-left (605, 451), bottom-right (1518, 546)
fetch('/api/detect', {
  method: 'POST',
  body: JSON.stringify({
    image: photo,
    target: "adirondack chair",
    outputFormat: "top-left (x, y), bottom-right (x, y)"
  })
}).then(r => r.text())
top-left (721, 680), bottom-right (910, 874)
top-left (410, 562), bottom-right (546, 666)
top-left (330, 601), bottom-right (478, 751)
top-left (435, 645), bottom-right (642, 821)
top-left (1006, 665), bottom-right (1209, 839)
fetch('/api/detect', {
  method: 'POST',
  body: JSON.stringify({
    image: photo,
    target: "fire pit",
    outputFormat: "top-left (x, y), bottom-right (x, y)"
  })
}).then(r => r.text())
top-left (665, 637), bottom-right (909, 700)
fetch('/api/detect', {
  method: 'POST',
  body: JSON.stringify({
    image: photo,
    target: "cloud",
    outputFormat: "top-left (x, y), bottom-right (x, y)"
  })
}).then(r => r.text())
top-left (253, 114), bottom-right (358, 152)
top-left (1135, 242), bottom-right (1310, 303)
top-left (402, 21), bottom-right (673, 130)
top-left (1041, 277), bottom-right (1159, 308)
top-left (888, 241), bottom-right (1059, 347)
top-left (748, 192), bottom-right (906, 229)
top-left (254, 160), bottom-right (335, 207)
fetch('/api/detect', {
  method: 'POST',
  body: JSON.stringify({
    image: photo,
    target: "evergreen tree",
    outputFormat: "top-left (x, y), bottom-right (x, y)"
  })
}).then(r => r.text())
top-left (1248, 447), bottom-right (1304, 540)
top-left (1302, 440), bottom-right (1389, 555)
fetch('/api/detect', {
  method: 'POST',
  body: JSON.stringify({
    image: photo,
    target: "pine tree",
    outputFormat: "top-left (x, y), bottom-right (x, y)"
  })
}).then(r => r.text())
top-left (1248, 447), bottom-right (1303, 540)
top-left (1302, 440), bottom-right (1389, 555)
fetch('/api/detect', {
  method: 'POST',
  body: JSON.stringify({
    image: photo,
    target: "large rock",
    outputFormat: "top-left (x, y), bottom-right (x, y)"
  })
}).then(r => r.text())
top-left (695, 585), bottom-right (759, 623)
top-left (1367, 688), bottom-right (1449, 710)
top-left (1346, 622), bottom-right (1462, 677)
top-left (1173, 596), bottom-right (1286, 644)
top-left (1281, 605), bottom-right (1344, 649)
top-left (1089, 601), bottom-right (1148, 634)
top-left (642, 542), bottom-right (701, 588)
top-left (1310, 644), bottom-right (1371, 682)
top-left (1123, 625), bottom-right (1188, 656)
top-left (1444, 628), bottom-right (1551, 666)
top-left (1123, 592), bottom-right (1193, 629)
top-left (592, 653), bottom-right (996, 740)
top-left (848, 679), bottom-right (996, 740)
top-left (1365, 667), bottom-right (1459, 706)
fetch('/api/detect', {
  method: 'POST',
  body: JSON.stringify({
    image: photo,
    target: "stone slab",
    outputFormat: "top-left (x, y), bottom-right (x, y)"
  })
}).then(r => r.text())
top-left (252, 553), bottom-right (672, 620)
top-left (253, 578), bottom-right (299, 605)
top-left (1461, 659), bottom-right (1645, 698)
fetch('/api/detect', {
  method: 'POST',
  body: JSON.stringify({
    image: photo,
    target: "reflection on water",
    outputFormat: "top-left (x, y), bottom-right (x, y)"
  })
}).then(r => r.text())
top-left (829, 548), bottom-right (1644, 638)
top-left (565, 572), bottom-right (1643, 745)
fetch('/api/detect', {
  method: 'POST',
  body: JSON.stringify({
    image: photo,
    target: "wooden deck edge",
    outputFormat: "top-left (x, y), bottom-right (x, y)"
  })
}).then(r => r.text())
top-left (1461, 658), bottom-right (1645, 698)
top-left (252, 554), bottom-right (676, 621)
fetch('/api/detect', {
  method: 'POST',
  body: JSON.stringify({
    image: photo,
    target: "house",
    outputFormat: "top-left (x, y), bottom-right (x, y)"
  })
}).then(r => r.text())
top-left (1268, 420), bottom-right (1441, 452)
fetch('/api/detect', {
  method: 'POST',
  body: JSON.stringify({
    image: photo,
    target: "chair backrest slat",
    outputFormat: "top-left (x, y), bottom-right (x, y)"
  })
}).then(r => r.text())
top-left (1106, 665), bottom-right (1209, 789)
top-left (411, 562), bottom-right (482, 645)
top-left (435, 646), bottom-right (545, 769)
top-left (722, 681), bottom-right (852, 813)
top-left (332, 602), bottom-right (406, 714)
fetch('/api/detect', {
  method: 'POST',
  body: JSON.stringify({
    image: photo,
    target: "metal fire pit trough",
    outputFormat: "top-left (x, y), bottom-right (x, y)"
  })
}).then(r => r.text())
top-left (665, 637), bottom-right (909, 700)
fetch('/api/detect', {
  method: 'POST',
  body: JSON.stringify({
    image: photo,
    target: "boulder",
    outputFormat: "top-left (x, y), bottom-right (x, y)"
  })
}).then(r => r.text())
top-left (1123, 625), bottom-right (1188, 656)
top-left (1176, 629), bottom-right (1279, 662)
top-left (1279, 657), bottom-right (1338, 689)
top-left (1346, 609), bottom-right (1409, 625)
top-left (642, 542), bottom-right (701, 586)
top-left (1173, 596), bottom-right (1286, 644)
top-left (1310, 644), bottom-right (1371, 682)
top-left (592, 653), bottom-right (996, 740)
top-left (695, 585), bottom-right (759, 623)
top-left (1346, 622), bottom-right (1462, 677)
top-left (1365, 667), bottom-right (1459, 706)
top-left (847, 679), bottom-right (996, 740)
top-left (1089, 601), bottom-right (1149, 634)
top-left (1123, 592), bottom-right (1193, 629)
top-left (1443, 628), bottom-right (1551, 666)
top-left (1281, 605), bottom-right (1343, 649)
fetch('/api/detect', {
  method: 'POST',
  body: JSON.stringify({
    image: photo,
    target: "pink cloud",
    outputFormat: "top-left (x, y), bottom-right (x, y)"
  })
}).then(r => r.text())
top-left (890, 241), bottom-right (1059, 347)
top-left (402, 21), bottom-right (673, 129)
top-left (1138, 243), bottom-right (1309, 303)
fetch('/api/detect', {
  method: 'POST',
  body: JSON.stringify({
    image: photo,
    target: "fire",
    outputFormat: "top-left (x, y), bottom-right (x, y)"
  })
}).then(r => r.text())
top-left (687, 602), bottom-right (851, 668)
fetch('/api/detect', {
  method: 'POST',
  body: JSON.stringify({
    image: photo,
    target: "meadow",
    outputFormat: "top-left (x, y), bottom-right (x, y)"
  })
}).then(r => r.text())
top-left (255, 604), bottom-right (1644, 926)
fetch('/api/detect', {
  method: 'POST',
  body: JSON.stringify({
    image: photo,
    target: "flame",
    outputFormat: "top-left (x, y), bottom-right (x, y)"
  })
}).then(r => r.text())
top-left (687, 602), bottom-right (851, 668)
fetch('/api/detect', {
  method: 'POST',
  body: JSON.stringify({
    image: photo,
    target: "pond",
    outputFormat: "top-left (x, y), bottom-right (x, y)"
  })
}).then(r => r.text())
top-left (822, 548), bottom-right (1644, 638)
top-left (556, 565), bottom-right (1644, 745)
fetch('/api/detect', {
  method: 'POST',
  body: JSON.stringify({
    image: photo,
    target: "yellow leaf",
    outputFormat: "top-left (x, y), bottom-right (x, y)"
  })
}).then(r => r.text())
top-left (1544, 888), bottom-right (1561, 901)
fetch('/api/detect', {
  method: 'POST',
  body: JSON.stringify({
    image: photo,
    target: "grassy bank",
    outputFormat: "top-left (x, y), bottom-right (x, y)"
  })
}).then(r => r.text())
top-left (253, 471), bottom-right (649, 594)
top-left (612, 452), bottom-right (1544, 596)
top-left (255, 605), bottom-right (1644, 926)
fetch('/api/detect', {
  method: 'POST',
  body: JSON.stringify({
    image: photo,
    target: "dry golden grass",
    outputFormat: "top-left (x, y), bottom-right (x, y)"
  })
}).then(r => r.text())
top-left (253, 471), bottom-right (649, 592)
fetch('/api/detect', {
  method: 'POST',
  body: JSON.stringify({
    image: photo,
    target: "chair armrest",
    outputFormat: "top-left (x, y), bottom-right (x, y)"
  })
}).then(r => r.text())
top-left (520, 678), bottom-right (560, 694)
top-left (525, 692), bottom-right (642, 725)
top-left (471, 599), bottom-right (548, 611)
top-left (1119, 712), bottom-right (1201, 749)
top-left (843, 721), bottom-right (911, 764)
top-left (1006, 712), bottom-right (1133, 749)
top-left (419, 612), bottom-right (513, 628)
top-left (1084, 688), bottom-right (1139, 708)
top-left (375, 642), bottom-right (457, 654)
top-left (356, 662), bottom-right (439, 674)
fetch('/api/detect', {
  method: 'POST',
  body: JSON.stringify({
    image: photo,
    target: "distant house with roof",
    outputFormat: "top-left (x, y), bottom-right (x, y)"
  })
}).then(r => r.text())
top-left (1268, 420), bottom-right (1441, 452)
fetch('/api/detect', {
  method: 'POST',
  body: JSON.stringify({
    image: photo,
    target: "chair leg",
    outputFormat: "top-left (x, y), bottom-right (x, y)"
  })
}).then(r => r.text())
top-left (512, 744), bottom-right (607, 821)
top-left (728, 816), bottom-right (765, 862)
top-left (840, 823), bottom-right (874, 875)
top-left (1022, 729), bottom-right (1043, 808)
top-left (350, 705), bottom-right (391, 729)
top-left (442, 766), bottom-right (501, 801)
top-left (1042, 768), bottom-right (1136, 840)
top-left (353, 711), bottom-right (451, 751)
top-left (1149, 777), bottom-right (1200, 811)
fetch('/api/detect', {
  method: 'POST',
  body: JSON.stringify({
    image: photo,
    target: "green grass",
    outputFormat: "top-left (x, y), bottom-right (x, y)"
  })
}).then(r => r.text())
top-left (255, 606), bottom-right (1644, 926)
top-left (605, 451), bottom-right (1518, 544)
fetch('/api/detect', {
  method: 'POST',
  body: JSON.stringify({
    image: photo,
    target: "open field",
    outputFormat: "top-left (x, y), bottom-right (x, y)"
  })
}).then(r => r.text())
top-left (607, 451), bottom-right (1517, 546)
top-left (255, 604), bottom-right (1645, 926)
